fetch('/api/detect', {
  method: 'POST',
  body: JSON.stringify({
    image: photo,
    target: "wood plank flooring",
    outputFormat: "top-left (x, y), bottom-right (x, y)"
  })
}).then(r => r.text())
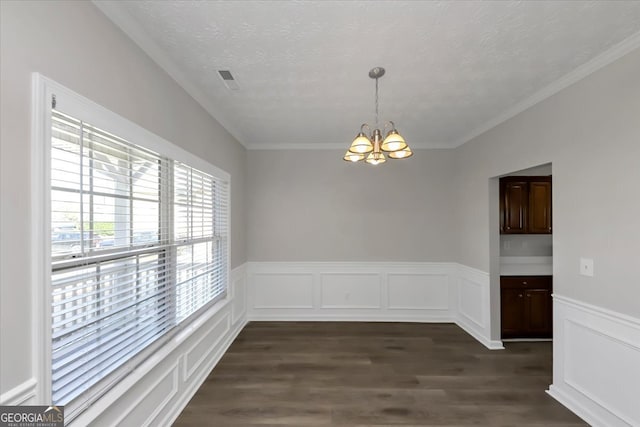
top-left (173, 322), bottom-right (586, 426)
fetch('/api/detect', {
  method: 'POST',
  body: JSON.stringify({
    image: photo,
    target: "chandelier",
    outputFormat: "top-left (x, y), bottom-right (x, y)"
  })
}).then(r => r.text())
top-left (344, 67), bottom-right (413, 165)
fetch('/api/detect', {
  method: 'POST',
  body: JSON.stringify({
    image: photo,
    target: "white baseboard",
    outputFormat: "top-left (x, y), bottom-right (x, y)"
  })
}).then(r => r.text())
top-left (549, 295), bottom-right (640, 427)
top-left (456, 317), bottom-right (504, 350)
top-left (246, 262), bottom-right (501, 350)
top-left (547, 385), bottom-right (610, 427)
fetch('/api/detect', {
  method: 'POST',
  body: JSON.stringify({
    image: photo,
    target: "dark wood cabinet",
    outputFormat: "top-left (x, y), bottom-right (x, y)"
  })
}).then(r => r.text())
top-left (501, 276), bottom-right (552, 339)
top-left (501, 179), bottom-right (528, 233)
top-left (500, 176), bottom-right (552, 234)
top-left (528, 180), bottom-right (552, 233)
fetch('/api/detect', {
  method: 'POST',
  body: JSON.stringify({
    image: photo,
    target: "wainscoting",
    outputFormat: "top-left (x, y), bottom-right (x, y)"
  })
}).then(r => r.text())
top-left (7, 261), bottom-right (637, 426)
top-left (548, 295), bottom-right (640, 427)
top-left (0, 378), bottom-right (37, 406)
top-left (246, 262), bottom-right (502, 349)
top-left (66, 264), bottom-right (248, 426)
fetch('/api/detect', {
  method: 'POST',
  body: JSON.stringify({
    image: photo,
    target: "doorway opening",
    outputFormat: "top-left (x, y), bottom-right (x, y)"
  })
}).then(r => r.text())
top-left (489, 162), bottom-right (553, 344)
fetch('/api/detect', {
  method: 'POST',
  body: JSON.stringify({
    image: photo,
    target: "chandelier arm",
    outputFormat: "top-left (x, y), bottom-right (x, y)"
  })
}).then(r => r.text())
top-left (360, 123), bottom-right (371, 134)
top-left (383, 121), bottom-right (396, 132)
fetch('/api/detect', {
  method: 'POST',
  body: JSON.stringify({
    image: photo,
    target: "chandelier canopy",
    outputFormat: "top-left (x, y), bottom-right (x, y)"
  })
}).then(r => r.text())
top-left (344, 67), bottom-right (413, 165)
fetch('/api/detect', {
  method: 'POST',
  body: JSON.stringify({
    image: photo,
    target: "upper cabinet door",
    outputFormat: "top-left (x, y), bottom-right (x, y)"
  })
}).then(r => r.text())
top-left (501, 180), bottom-right (528, 234)
top-left (528, 179), bottom-right (552, 233)
top-left (500, 176), bottom-right (552, 234)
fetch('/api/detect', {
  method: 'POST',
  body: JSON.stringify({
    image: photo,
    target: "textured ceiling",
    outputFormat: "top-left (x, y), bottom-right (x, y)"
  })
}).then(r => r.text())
top-left (95, 1), bottom-right (640, 149)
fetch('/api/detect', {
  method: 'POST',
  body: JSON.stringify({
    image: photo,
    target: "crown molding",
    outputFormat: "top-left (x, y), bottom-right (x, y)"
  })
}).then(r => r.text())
top-left (244, 142), bottom-right (452, 150)
top-left (453, 30), bottom-right (640, 147)
top-left (94, 1), bottom-right (640, 152)
top-left (92, 1), bottom-right (249, 149)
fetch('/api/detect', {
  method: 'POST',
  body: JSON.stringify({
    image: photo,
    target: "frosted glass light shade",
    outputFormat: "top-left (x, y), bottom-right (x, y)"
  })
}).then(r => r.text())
top-left (349, 133), bottom-right (374, 154)
top-left (388, 146), bottom-right (413, 159)
top-left (365, 151), bottom-right (386, 165)
top-left (381, 129), bottom-right (407, 152)
top-left (343, 151), bottom-right (365, 162)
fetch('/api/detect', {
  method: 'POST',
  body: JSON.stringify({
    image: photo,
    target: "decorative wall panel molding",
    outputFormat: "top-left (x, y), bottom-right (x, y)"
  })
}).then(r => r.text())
top-left (69, 264), bottom-right (248, 427)
top-left (231, 270), bottom-right (247, 325)
top-left (0, 377), bottom-right (37, 405)
top-left (112, 362), bottom-right (179, 427)
top-left (548, 295), bottom-right (640, 427)
top-left (387, 273), bottom-right (449, 310)
top-left (320, 273), bottom-right (382, 309)
top-left (247, 262), bottom-right (499, 349)
top-left (251, 273), bottom-right (314, 309)
top-left (183, 314), bottom-right (231, 380)
top-left (453, 264), bottom-right (503, 349)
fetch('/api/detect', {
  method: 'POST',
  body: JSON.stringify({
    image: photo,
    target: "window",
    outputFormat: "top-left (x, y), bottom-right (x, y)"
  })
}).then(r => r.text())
top-left (45, 89), bottom-right (229, 414)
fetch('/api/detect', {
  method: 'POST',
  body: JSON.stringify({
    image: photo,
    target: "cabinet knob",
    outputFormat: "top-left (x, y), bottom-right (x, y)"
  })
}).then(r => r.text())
top-left (522, 281), bottom-right (527, 285)
top-left (518, 294), bottom-right (523, 298)
top-left (526, 294), bottom-right (531, 297)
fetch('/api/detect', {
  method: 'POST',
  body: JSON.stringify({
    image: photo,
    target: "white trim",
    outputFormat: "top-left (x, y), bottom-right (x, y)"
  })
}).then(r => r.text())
top-left (454, 30), bottom-right (640, 147)
top-left (547, 385), bottom-right (610, 427)
top-left (246, 261), bottom-right (503, 350)
top-left (0, 378), bottom-right (38, 406)
top-left (456, 319), bottom-right (505, 350)
top-left (553, 294), bottom-right (640, 329)
top-left (247, 313), bottom-right (453, 322)
top-left (31, 73), bottom-right (233, 415)
top-left (230, 265), bottom-right (247, 325)
top-left (110, 362), bottom-right (179, 427)
top-left (36, 74), bottom-right (230, 181)
top-left (453, 264), bottom-right (503, 349)
top-left (243, 142), bottom-right (451, 151)
top-left (183, 313), bottom-right (231, 380)
top-left (161, 315), bottom-right (247, 427)
top-left (319, 272), bottom-right (382, 309)
top-left (549, 294), bottom-right (640, 427)
top-left (68, 263), bottom-right (248, 426)
top-left (386, 272), bottom-right (450, 310)
top-left (31, 73), bottom-right (53, 403)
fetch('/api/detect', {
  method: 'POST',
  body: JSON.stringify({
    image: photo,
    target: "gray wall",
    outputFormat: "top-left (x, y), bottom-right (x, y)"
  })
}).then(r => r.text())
top-left (455, 47), bottom-right (640, 318)
top-left (246, 48), bottom-right (640, 320)
top-left (0, 1), bottom-right (246, 395)
top-left (501, 235), bottom-right (553, 257)
top-left (247, 149), bottom-right (456, 262)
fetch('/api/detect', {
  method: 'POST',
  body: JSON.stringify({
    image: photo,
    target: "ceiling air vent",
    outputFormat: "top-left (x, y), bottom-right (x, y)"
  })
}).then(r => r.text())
top-left (218, 70), bottom-right (240, 90)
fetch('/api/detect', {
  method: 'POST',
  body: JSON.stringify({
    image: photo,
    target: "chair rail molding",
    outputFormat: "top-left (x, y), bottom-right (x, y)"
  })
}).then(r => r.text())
top-left (548, 294), bottom-right (640, 427)
top-left (0, 378), bottom-right (38, 406)
top-left (246, 261), bottom-right (502, 349)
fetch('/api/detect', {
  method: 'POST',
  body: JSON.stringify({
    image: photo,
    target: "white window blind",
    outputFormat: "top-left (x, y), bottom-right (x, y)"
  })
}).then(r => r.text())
top-left (50, 108), bottom-right (229, 408)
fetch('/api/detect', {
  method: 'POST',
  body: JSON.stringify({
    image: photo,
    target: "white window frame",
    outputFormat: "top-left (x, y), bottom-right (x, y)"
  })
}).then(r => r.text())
top-left (30, 73), bottom-right (231, 418)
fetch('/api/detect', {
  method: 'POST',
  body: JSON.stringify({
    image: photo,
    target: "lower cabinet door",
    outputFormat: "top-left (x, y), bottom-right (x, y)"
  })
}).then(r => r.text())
top-left (524, 289), bottom-right (552, 338)
top-left (501, 288), bottom-right (525, 339)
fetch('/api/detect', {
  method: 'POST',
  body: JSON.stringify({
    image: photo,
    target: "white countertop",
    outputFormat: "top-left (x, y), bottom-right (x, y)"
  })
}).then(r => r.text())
top-left (500, 256), bottom-right (552, 276)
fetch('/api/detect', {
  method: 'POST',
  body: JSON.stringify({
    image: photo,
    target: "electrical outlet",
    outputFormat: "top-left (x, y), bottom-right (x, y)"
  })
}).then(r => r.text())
top-left (580, 258), bottom-right (594, 277)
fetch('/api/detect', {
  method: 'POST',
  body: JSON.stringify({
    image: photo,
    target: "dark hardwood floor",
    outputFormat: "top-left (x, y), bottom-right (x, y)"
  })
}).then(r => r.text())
top-left (174, 322), bottom-right (586, 426)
